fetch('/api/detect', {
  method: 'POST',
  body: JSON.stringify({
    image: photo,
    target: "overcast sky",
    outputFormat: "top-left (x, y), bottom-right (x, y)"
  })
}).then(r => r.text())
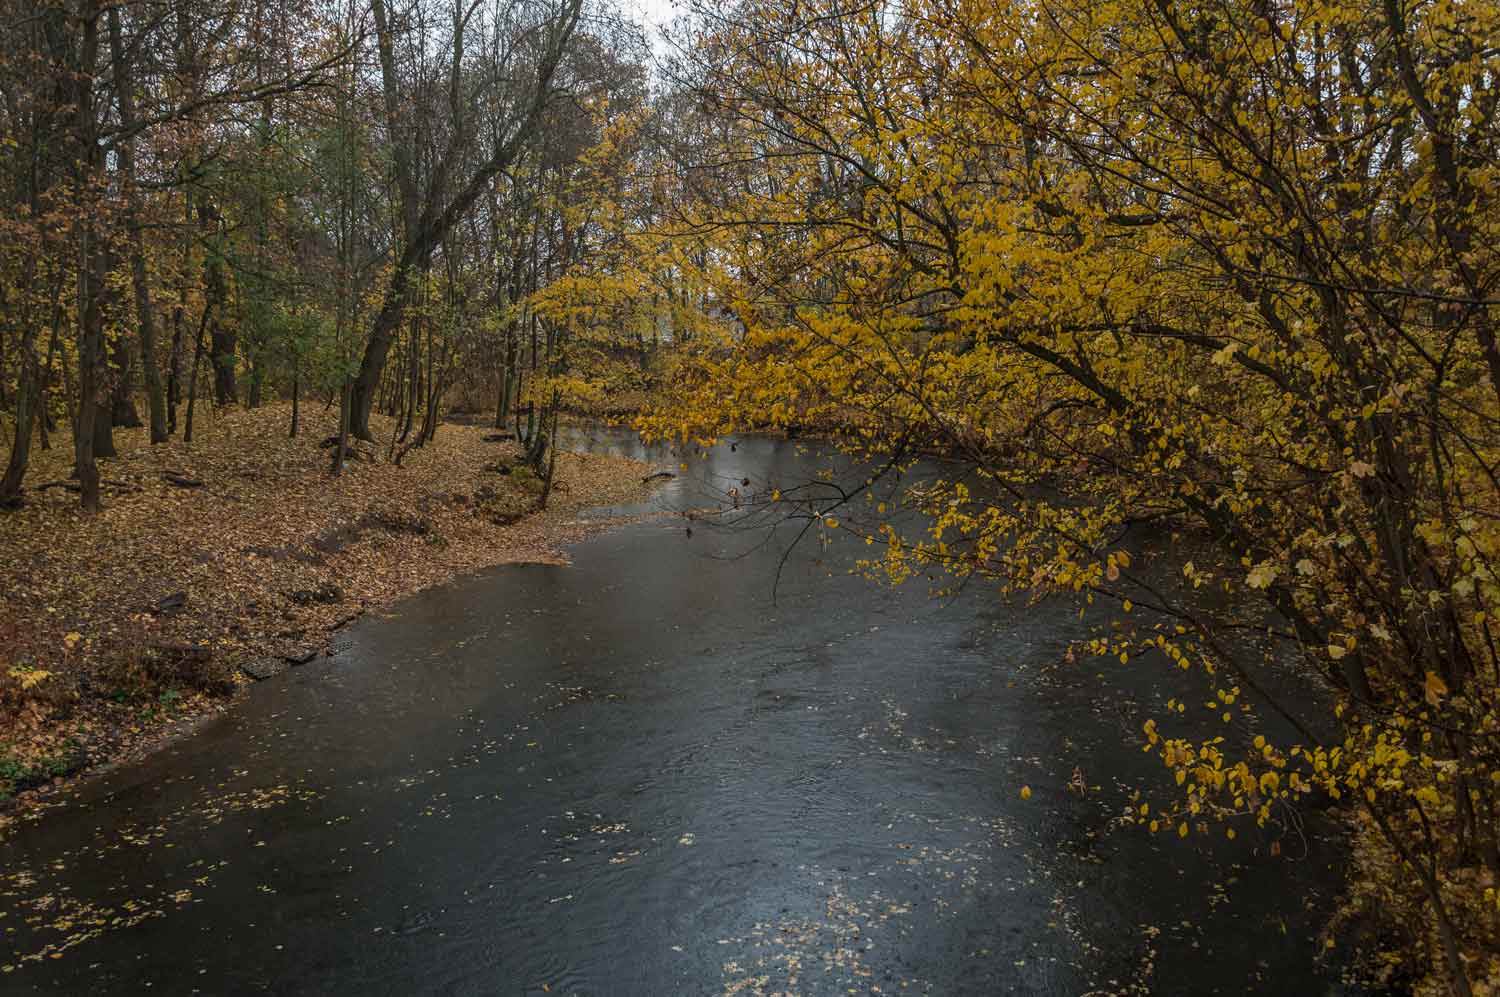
top-left (624, 0), bottom-right (680, 59)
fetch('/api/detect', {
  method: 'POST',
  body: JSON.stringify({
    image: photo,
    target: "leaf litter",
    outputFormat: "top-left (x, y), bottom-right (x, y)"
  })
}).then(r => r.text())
top-left (0, 402), bottom-right (659, 812)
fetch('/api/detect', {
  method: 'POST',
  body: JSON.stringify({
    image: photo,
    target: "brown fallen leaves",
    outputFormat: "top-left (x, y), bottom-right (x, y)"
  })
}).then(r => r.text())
top-left (0, 402), bottom-right (656, 803)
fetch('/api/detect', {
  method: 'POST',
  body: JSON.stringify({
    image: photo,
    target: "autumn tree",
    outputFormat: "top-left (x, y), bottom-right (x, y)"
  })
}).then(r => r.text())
top-left (647, 0), bottom-right (1500, 990)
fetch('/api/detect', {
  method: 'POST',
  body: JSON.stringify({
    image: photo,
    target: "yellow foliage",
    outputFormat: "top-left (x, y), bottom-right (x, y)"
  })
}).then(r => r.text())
top-left (644, 0), bottom-right (1500, 987)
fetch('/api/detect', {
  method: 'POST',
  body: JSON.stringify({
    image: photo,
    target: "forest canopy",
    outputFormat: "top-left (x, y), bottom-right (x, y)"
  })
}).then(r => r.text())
top-left (3, 0), bottom-right (1499, 989)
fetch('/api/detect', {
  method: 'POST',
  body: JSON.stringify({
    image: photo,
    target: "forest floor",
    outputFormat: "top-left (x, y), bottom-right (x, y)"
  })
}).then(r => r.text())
top-left (0, 401), bottom-right (663, 809)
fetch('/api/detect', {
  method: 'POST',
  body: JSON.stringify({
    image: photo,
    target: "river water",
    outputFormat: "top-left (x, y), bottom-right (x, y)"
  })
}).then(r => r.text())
top-left (0, 430), bottom-right (1348, 995)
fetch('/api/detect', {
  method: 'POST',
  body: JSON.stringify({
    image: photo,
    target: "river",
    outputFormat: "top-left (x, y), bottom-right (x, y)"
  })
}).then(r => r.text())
top-left (0, 430), bottom-right (1348, 995)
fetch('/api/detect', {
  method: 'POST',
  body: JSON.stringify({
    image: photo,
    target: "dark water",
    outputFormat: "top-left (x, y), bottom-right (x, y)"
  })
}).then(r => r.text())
top-left (0, 431), bottom-right (1347, 995)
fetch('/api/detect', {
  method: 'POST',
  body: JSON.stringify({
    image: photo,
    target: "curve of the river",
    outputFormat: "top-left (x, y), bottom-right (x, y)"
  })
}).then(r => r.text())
top-left (0, 430), bottom-right (1348, 995)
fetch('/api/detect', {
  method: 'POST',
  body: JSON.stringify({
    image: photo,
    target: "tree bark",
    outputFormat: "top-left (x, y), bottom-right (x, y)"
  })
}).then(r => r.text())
top-left (195, 197), bottom-right (236, 406)
top-left (184, 298), bottom-right (213, 443)
top-left (289, 357), bottom-right (300, 438)
top-left (108, 324), bottom-right (140, 431)
top-left (106, 3), bottom-right (166, 441)
top-left (127, 226), bottom-right (165, 440)
top-left (71, 0), bottom-right (106, 513)
top-left (0, 286), bottom-right (40, 506)
top-left (166, 190), bottom-right (193, 434)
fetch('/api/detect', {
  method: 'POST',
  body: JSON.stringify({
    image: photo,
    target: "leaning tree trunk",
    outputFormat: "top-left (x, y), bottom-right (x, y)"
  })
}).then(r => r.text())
top-left (347, 0), bottom-right (582, 441)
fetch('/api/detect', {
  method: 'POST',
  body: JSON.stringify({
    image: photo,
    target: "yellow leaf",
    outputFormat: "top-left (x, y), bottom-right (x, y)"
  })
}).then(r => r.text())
top-left (1019, 785), bottom-right (1032, 800)
top-left (1424, 671), bottom-right (1448, 707)
top-left (1246, 562), bottom-right (1278, 589)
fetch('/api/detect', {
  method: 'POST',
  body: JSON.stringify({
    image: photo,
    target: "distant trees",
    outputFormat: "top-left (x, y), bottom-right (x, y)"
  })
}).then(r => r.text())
top-left (0, 0), bottom-right (665, 506)
top-left (0, 0), bottom-right (344, 507)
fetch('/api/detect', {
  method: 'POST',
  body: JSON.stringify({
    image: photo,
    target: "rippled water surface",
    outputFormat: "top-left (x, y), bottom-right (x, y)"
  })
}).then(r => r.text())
top-left (0, 430), bottom-right (1348, 995)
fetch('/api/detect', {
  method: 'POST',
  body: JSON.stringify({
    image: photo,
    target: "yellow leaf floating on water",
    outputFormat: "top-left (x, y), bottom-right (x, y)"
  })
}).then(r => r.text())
top-left (1019, 785), bottom-right (1032, 800)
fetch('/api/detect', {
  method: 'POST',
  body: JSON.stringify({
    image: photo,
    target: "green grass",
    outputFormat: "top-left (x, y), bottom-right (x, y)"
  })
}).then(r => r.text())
top-left (0, 746), bottom-right (76, 800)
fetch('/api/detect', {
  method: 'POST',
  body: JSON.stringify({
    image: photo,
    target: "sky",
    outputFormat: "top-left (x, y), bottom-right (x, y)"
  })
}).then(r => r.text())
top-left (623, 0), bottom-right (681, 60)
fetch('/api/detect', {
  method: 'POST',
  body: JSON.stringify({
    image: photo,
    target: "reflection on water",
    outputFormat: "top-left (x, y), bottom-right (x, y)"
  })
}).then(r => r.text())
top-left (0, 429), bottom-right (1349, 995)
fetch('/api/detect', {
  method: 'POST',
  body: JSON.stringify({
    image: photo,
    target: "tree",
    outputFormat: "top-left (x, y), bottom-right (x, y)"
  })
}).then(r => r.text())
top-left (647, 0), bottom-right (1500, 990)
top-left (346, 0), bottom-right (584, 441)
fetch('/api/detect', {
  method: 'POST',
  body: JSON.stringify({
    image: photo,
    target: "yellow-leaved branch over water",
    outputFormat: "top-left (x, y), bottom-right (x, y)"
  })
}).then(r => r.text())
top-left (633, 0), bottom-right (1500, 990)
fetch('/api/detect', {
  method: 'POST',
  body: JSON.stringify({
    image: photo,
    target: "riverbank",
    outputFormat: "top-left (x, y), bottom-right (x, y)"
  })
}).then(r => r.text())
top-left (0, 430), bottom-right (1350, 993)
top-left (0, 403), bottom-right (660, 809)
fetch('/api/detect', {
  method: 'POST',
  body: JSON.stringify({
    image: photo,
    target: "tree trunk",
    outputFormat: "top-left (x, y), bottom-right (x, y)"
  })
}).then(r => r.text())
top-left (538, 395), bottom-right (559, 509)
top-left (92, 399), bottom-right (116, 459)
top-left (496, 319), bottom-right (517, 429)
top-left (75, 238), bottom-right (106, 513)
top-left (209, 302), bottom-right (236, 405)
top-left (109, 326), bottom-right (140, 431)
top-left (184, 299), bottom-right (213, 443)
top-left (247, 351), bottom-right (264, 408)
top-left (202, 204), bottom-right (235, 405)
top-left (289, 358), bottom-right (300, 438)
top-left (108, 3), bottom-right (165, 442)
top-left (331, 378), bottom-right (350, 476)
top-left (166, 190), bottom-right (193, 434)
top-left (72, 0), bottom-right (105, 514)
top-left (400, 313), bottom-right (419, 442)
top-left (347, 0), bottom-right (582, 440)
top-left (0, 308), bottom-right (39, 506)
top-left (37, 286), bottom-right (64, 451)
